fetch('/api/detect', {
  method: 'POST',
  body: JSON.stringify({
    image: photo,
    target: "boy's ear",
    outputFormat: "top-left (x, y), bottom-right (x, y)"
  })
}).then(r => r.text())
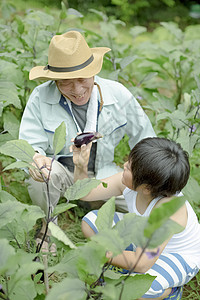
top-left (142, 184), bottom-right (152, 195)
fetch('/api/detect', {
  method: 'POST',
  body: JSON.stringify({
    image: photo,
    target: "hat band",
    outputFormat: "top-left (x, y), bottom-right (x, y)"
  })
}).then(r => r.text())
top-left (44, 55), bottom-right (94, 73)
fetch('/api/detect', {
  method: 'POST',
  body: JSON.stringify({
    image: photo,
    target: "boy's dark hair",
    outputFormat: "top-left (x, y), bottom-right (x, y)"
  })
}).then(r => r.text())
top-left (128, 137), bottom-right (190, 197)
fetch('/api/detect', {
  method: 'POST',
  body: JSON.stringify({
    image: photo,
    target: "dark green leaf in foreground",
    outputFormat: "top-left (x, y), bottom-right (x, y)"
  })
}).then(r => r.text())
top-left (91, 229), bottom-right (125, 257)
top-left (77, 241), bottom-right (108, 283)
top-left (0, 139), bottom-right (35, 162)
top-left (144, 196), bottom-right (186, 238)
top-left (3, 161), bottom-right (32, 171)
top-left (52, 203), bottom-right (77, 216)
top-left (0, 239), bottom-right (15, 273)
top-left (46, 278), bottom-right (87, 300)
top-left (148, 219), bottom-right (183, 249)
top-left (48, 222), bottom-right (77, 249)
top-left (53, 121), bottom-right (66, 155)
top-left (0, 201), bottom-right (25, 229)
top-left (65, 178), bottom-right (101, 200)
top-left (114, 213), bottom-right (148, 248)
top-left (113, 274), bottom-right (156, 300)
top-left (95, 197), bottom-right (115, 232)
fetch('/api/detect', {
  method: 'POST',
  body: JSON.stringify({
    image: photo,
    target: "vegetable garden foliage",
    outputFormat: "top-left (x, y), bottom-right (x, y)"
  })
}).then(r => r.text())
top-left (0, 123), bottom-right (186, 299)
top-left (0, 1), bottom-right (200, 299)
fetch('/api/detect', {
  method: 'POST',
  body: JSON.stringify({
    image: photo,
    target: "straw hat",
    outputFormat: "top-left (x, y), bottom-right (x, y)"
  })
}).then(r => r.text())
top-left (29, 31), bottom-right (111, 80)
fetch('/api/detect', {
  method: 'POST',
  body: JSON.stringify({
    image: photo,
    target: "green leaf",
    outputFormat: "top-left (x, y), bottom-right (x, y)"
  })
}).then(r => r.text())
top-left (48, 221), bottom-right (77, 249)
top-left (3, 111), bottom-right (20, 139)
top-left (52, 203), bottom-right (77, 216)
top-left (9, 279), bottom-right (37, 300)
top-left (129, 26), bottom-right (147, 39)
top-left (95, 197), bottom-right (115, 232)
top-left (176, 135), bottom-right (199, 156)
top-left (119, 55), bottom-right (138, 69)
top-left (114, 213), bottom-right (148, 248)
top-left (183, 176), bottom-right (200, 205)
top-left (144, 196), bottom-right (186, 238)
top-left (46, 278), bottom-right (87, 300)
top-left (148, 219), bottom-right (183, 249)
top-left (77, 241), bottom-right (107, 283)
top-left (0, 239), bottom-right (15, 273)
top-left (0, 139), bottom-right (35, 162)
top-left (20, 205), bottom-right (45, 232)
top-left (64, 178), bottom-right (101, 201)
top-left (67, 8), bottom-right (84, 18)
top-left (53, 121), bottom-right (66, 155)
top-left (160, 22), bottom-right (183, 41)
top-left (0, 190), bottom-right (17, 203)
top-left (0, 201), bottom-right (25, 229)
top-left (114, 274), bottom-right (156, 300)
top-left (3, 161), bottom-right (31, 171)
top-left (0, 79), bottom-right (21, 108)
top-left (91, 229), bottom-right (125, 256)
top-left (47, 249), bottom-right (79, 277)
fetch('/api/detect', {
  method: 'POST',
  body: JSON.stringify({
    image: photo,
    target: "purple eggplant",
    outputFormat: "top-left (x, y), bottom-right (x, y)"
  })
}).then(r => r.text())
top-left (74, 132), bottom-right (103, 148)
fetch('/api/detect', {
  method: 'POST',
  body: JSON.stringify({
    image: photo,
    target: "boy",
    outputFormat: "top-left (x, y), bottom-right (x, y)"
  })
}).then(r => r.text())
top-left (73, 137), bottom-right (200, 299)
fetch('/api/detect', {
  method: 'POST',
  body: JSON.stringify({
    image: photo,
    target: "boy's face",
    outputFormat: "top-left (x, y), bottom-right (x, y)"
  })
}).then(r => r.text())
top-left (56, 77), bottom-right (94, 105)
top-left (122, 161), bottom-right (133, 189)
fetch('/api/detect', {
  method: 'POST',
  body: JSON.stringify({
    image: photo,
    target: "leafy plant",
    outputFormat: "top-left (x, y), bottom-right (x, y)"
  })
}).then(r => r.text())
top-left (0, 2), bottom-right (200, 298)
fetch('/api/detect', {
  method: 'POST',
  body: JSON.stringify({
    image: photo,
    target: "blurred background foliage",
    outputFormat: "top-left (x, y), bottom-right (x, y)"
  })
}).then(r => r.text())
top-left (5, 0), bottom-right (200, 29)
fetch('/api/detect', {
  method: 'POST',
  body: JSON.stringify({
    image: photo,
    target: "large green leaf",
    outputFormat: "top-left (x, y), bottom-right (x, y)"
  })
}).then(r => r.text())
top-left (183, 176), bottom-right (200, 206)
top-left (0, 201), bottom-right (25, 229)
top-left (119, 55), bottom-right (138, 69)
top-left (144, 196), bottom-right (186, 238)
top-left (48, 222), bottom-right (77, 249)
top-left (160, 22), bottom-right (183, 41)
top-left (114, 213), bottom-right (148, 248)
top-left (47, 249), bottom-right (79, 277)
top-left (95, 197), bottom-right (115, 232)
top-left (91, 229), bottom-right (125, 257)
top-left (1, 251), bottom-right (43, 300)
top-left (3, 161), bottom-right (31, 171)
top-left (0, 190), bottom-right (17, 203)
top-left (0, 139), bottom-right (35, 162)
top-left (77, 241), bottom-right (108, 283)
top-left (9, 279), bottom-right (37, 300)
top-left (52, 202), bottom-right (77, 216)
top-left (113, 274), bottom-right (155, 300)
top-left (0, 239), bottom-right (15, 273)
top-left (53, 121), bottom-right (66, 155)
top-left (129, 26), bottom-right (147, 38)
top-left (148, 219), bottom-right (183, 249)
top-left (46, 278), bottom-right (87, 300)
top-left (0, 79), bottom-right (21, 108)
top-left (3, 111), bottom-right (20, 139)
top-left (65, 178), bottom-right (101, 201)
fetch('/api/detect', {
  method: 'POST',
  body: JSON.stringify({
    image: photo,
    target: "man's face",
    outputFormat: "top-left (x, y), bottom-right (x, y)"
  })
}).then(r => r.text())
top-left (56, 77), bottom-right (94, 105)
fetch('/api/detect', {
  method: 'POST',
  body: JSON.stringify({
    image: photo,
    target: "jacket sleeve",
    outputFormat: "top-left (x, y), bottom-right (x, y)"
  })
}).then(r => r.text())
top-left (118, 83), bottom-right (156, 148)
top-left (19, 88), bottom-right (49, 156)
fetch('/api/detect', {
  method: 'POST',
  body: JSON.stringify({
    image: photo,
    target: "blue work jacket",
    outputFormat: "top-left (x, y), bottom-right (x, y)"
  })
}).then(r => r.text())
top-left (19, 76), bottom-right (156, 179)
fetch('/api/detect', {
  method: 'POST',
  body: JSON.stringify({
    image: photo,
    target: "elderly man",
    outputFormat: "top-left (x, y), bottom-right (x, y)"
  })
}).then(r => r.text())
top-left (19, 30), bottom-right (156, 248)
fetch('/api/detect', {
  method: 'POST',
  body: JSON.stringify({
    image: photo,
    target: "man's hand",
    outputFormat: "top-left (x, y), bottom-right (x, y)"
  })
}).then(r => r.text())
top-left (72, 143), bottom-right (92, 169)
top-left (70, 140), bottom-right (92, 182)
top-left (29, 153), bottom-right (52, 182)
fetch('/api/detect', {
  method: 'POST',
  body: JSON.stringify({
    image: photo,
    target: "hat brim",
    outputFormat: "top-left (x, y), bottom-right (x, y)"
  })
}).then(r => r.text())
top-left (29, 47), bottom-right (111, 80)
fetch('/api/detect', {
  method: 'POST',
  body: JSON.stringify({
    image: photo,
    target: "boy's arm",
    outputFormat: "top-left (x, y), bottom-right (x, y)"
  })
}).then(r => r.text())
top-left (107, 203), bottom-right (187, 273)
top-left (72, 142), bottom-right (126, 201)
top-left (107, 238), bottom-right (171, 273)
